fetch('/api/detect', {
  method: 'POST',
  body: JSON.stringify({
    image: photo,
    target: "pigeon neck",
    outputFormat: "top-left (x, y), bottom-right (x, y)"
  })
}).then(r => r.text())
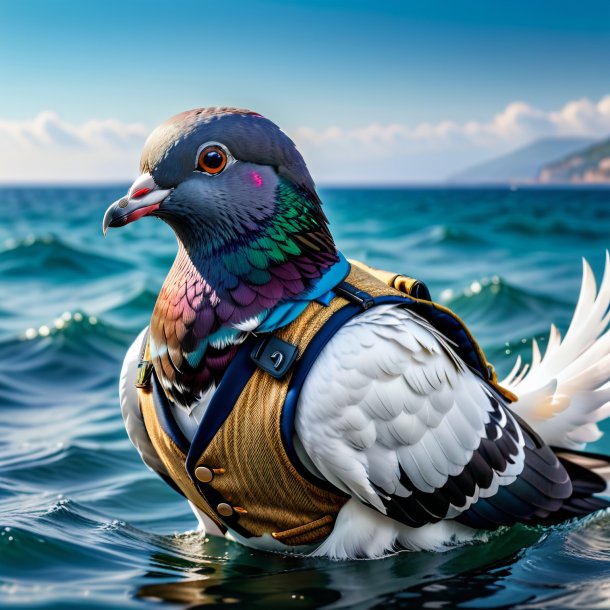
top-left (150, 234), bottom-right (339, 406)
top-left (170, 234), bottom-right (339, 309)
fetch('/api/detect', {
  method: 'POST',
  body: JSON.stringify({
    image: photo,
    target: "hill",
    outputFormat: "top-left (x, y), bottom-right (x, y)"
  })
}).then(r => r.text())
top-left (538, 138), bottom-right (610, 183)
top-left (449, 137), bottom-right (595, 183)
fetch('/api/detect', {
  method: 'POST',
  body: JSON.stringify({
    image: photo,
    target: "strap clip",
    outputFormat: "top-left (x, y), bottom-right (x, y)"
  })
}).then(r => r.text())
top-left (334, 282), bottom-right (375, 310)
top-left (251, 335), bottom-right (298, 379)
top-left (136, 360), bottom-right (153, 388)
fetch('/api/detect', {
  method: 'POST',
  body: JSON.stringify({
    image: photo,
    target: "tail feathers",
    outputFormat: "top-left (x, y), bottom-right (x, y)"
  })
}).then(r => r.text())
top-left (540, 447), bottom-right (610, 524)
top-left (455, 427), bottom-right (610, 531)
top-left (554, 447), bottom-right (610, 496)
top-left (502, 253), bottom-right (610, 450)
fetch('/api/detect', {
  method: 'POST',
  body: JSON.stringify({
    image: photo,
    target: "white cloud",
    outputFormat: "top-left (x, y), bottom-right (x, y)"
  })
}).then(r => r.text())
top-left (0, 112), bottom-right (148, 183)
top-left (2, 96), bottom-right (610, 183)
top-left (292, 95), bottom-right (610, 182)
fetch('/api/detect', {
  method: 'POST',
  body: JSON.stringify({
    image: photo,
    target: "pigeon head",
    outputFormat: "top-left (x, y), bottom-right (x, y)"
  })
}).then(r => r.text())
top-left (103, 108), bottom-right (338, 405)
top-left (103, 107), bottom-right (324, 252)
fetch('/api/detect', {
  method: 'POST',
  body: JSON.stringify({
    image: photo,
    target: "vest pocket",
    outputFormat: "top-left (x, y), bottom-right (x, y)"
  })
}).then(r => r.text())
top-left (271, 515), bottom-right (334, 546)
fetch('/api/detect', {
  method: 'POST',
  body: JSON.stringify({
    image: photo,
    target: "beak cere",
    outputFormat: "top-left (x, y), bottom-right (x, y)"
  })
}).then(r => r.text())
top-left (102, 173), bottom-right (172, 235)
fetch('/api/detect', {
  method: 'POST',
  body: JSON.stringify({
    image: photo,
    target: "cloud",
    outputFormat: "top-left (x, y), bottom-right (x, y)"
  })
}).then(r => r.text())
top-left (0, 112), bottom-right (148, 183)
top-left (2, 96), bottom-right (610, 183)
top-left (0, 111), bottom-right (148, 150)
top-left (292, 95), bottom-right (610, 182)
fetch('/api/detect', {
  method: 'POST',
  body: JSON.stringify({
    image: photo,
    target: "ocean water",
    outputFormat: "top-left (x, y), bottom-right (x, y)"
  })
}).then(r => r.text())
top-left (1, 185), bottom-right (610, 609)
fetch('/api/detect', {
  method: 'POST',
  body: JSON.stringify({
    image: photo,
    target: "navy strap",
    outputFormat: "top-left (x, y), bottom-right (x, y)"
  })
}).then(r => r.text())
top-left (279, 293), bottom-right (499, 488)
top-left (149, 370), bottom-right (191, 455)
top-left (185, 335), bottom-right (258, 474)
top-left (183, 288), bottom-right (404, 498)
top-left (179, 335), bottom-right (260, 538)
top-left (180, 274), bottom-right (498, 508)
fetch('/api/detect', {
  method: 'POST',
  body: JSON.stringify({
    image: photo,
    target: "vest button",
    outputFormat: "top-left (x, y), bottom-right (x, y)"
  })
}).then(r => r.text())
top-left (217, 503), bottom-right (234, 517)
top-left (195, 466), bottom-right (213, 483)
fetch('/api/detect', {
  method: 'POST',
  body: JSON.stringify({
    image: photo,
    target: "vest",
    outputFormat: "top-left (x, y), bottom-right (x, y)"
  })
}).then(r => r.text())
top-left (136, 261), bottom-right (516, 546)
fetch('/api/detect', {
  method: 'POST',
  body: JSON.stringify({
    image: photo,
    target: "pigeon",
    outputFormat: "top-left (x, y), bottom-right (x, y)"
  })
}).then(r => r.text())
top-left (104, 107), bottom-right (610, 559)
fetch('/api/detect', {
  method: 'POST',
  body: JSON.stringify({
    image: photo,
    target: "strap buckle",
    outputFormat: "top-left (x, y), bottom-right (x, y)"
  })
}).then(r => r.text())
top-left (250, 335), bottom-right (298, 379)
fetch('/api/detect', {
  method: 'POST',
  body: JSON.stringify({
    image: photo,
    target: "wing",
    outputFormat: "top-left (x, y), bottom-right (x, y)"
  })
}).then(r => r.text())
top-left (295, 304), bottom-right (573, 530)
top-left (502, 253), bottom-right (610, 449)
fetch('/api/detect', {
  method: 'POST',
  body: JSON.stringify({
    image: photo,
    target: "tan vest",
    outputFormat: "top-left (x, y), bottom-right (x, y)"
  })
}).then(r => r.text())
top-left (137, 262), bottom-right (515, 546)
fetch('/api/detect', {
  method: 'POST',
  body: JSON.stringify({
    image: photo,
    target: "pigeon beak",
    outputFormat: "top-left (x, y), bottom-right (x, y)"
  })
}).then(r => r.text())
top-left (103, 173), bottom-right (172, 235)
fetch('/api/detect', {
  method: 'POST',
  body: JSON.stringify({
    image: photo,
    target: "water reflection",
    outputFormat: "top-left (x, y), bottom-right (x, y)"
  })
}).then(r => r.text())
top-left (136, 526), bottom-right (542, 609)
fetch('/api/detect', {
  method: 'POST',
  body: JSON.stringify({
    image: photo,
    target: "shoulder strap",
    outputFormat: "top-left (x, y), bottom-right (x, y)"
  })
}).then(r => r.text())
top-left (184, 335), bottom-right (259, 474)
top-left (349, 259), bottom-right (431, 301)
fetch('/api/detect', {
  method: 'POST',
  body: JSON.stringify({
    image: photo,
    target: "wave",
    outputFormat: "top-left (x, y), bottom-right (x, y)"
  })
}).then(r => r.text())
top-left (498, 217), bottom-right (608, 239)
top-left (0, 494), bottom-right (218, 591)
top-left (0, 234), bottom-right (129, 280)
top-left (406, 225), bottom-right (489, 248)
top-left (439, 276), bottom-right (571, 375)
top-left (428, 224), bottom-right (489, 246)
top-left (0, 311), bottom-right (130, 405)
top-left (2, 441), bottom-right (141, 498)
top-left (443, 275), bottom-right (567, 323)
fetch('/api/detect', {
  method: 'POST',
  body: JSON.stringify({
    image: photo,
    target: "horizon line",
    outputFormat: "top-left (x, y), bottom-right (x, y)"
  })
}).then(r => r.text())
top-left (0, 180), bottom-right (609, 190)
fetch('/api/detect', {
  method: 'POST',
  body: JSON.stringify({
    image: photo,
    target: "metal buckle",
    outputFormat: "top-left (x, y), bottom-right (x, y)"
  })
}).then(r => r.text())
top-left (135, 360), bottom-right (153, 388)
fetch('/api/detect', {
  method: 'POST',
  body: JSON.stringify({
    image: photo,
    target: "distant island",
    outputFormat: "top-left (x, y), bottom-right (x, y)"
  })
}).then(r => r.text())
top-left (449, 136), bottom-right (610, 185)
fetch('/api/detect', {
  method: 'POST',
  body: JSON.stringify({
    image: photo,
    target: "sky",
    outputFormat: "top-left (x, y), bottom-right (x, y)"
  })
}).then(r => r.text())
top-left (1, 0), bottom-right (609, 184)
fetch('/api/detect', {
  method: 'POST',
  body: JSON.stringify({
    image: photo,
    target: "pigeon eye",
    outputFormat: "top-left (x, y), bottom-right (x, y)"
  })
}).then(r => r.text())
top-left (197, 145), bottom-right (228, 175)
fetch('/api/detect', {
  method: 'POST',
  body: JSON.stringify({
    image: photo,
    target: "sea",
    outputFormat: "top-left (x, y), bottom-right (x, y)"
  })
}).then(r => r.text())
top-left (1, 185), bottom-right (610, 610)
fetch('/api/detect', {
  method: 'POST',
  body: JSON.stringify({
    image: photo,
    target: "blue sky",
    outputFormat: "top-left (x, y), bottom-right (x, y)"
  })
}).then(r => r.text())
top-left (1, 0), bottom-right (609, 183)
